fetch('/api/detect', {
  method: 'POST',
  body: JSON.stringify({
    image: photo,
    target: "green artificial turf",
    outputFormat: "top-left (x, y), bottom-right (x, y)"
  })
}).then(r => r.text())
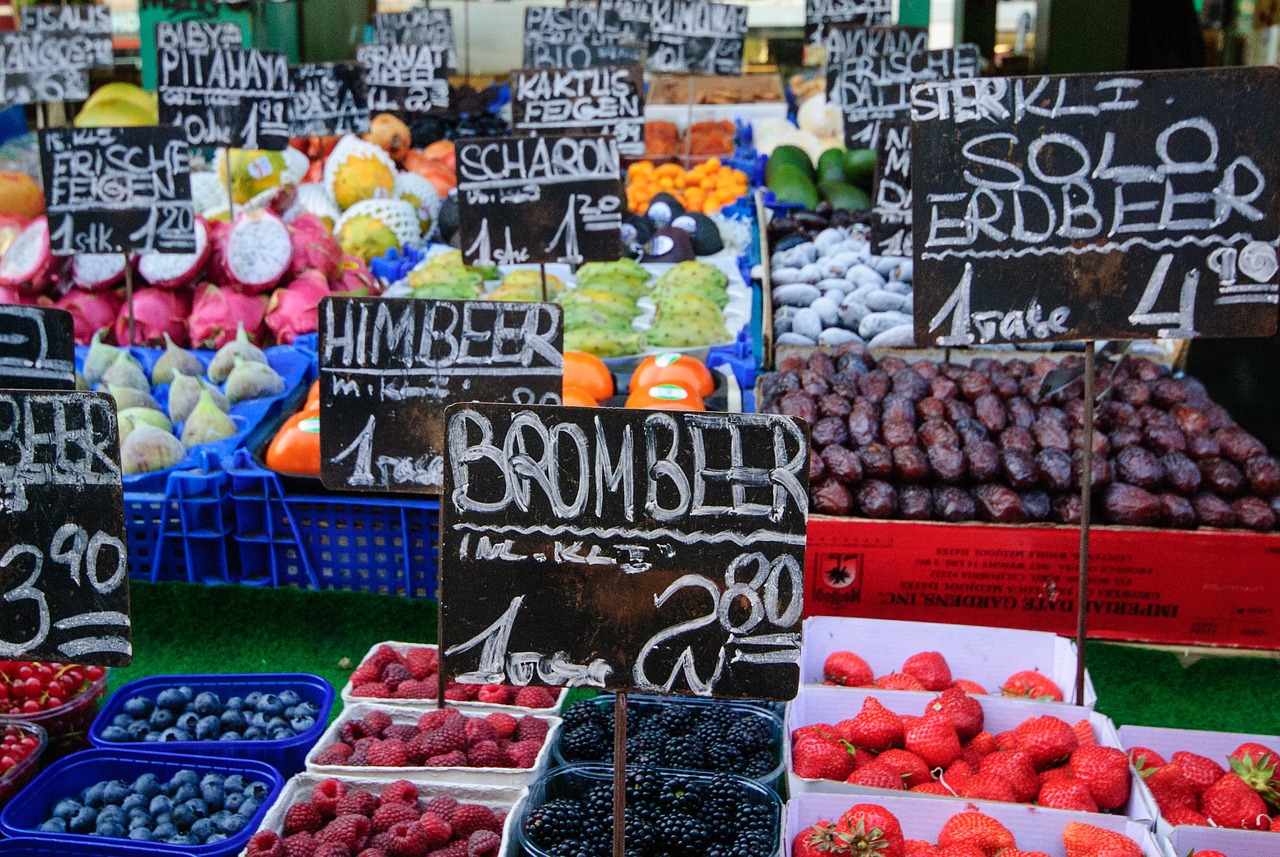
top-left (108, 581), bottom-right (1280, 735)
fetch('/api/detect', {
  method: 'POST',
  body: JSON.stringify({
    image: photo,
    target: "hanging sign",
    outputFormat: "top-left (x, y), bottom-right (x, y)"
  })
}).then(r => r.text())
top-left (511, 65), bottom-right (645, 157)
top-left (523, 6), bottom-right (644, 69)
top-left (647, 0), bottom-right (747, 76)
top-left (0, 306), bottom-right (76, 391)
top-left (289, 62), bottom-right (371, 137)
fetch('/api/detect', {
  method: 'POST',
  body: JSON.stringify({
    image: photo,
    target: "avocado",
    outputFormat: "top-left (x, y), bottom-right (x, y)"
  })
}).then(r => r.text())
top-left (842, 148), bottom-right (877, 191)
top-left (766, 144), bottom-right (815, 186)
top-left (816, 148), bottom-right (847, 185)
top-left (819, 180), bottom-right (872, 212)
top-left (770, 164), bottom-right (820, 211)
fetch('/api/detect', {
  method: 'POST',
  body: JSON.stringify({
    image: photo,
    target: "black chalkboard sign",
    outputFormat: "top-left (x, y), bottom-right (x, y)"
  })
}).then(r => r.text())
top-left (805, 0), bottom-right (891, 49)
top-left (439, 404), bottom-right (810, 700)
top-left (870, 122), bottom-right (910, 257)
top-left (0, 391), bottom-right (129, 667)
top-left (911, 67), bottom-right (1280, 345)
top-left (569, 0), bottom-right (652, 48)
top-left (512, 66), bottom-right (645, 157)
top-left (456, 134), bottom-right (625, 266)
top-left (824, 24), bottom-right (928, 69)
top-left (371, 9), bottom-right (459, 74)
top-left (39, 127), bottom-right (196, 256)
top-left (0, 31), bottom-right (90, 104)
top-left (318, 297), bottom-right (564, 494)
top-left (523, 6), bottom-right (643, 69)
top-left (828, 42), bottom-right (979, 150)
top-left (289, 62), bottom-right (370, 137)
top-left (157, 21), bottom-right (292, 150)
top-left (20, 4), bottom-right (113, 69)
top-left (0, 306), bottom-right (76, 391)
top-left (357, 43), bottom-right (451, 118)
top-left (647, 0), bottom-right (747, 76)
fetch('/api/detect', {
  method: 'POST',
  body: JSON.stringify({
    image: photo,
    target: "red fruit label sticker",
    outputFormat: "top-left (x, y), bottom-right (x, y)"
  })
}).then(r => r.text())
top-left (656, 353), bottom-right (681, 367)
top-left (299, 416), bottom-right (320, 434)
top-left (649, 383), bottom-right (688, 401)
top-left (247, 156), bottom-right (276, 180)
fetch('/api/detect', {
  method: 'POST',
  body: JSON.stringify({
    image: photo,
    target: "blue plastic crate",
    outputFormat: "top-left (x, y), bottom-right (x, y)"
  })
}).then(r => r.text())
top-left (0, 838), bottom-right (165, 856)
top-left (223, 450), bottom-right (440, 598)
top-left (88, 673), bottom-right (335, 777)
top-left (0, 749), bottom-right (283, 857)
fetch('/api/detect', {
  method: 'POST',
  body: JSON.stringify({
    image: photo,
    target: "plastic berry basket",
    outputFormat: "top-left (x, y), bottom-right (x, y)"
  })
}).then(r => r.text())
top-left (0, 837), bottom-right (172, 855)
top-left (0, 669), bottom-right (108, 761)
top-left (87, 673), bottom-right (335, 777)
top-left (0, 722), bottom-right (47, 810)
top-left (0, 748), bottom-right (283, 856)
top-left (552, 695), bottom-right (786, 790)
top-left (515, 763), bottom-right (783, 857)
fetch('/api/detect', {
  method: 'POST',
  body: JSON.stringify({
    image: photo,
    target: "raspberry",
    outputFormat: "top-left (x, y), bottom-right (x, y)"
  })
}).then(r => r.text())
top-left (368, 645), bottom-right (402, 671)
top-left (443, 685), bottom-right (471, 701)
top-left (379, 780), bottom-right (419, 806)
top-left (476, 685), bottom-right (510, 704)
top-left (386, 821), bottom-right (431, 857)
top-left (417, 709), bottom-right (461, 731)
top-left (357, 851), bottom-right (388, 857)
top-left (282, 832), bottom-right (319, 857)
top-left (485, 713), bottom-right (518, 740)
top-left (419, 812), bottom-right (452, 847)
top-left (314, 842), bottom-right (350, 857)
top-left (285, 802), bottom-right (326, 835)
top-left (353, 737), bottom-right (377, 753)
top-left (314, 745), bottom-right (355, 766)
top-left (467, 829), bottom-right (501, 857)
top-left (348, 750), bottom-right (370, 766)
top-left (466, 719), bottom-right (497, 744)
top-left (515, 716), bottom-right (549, 743)
top-left (364, 711), bottom-right (393, 735)
top-left (368, 738), bottom-right (409, 767)
top-left (312, 779), bottom-right (348, 817)
top-left (372, 801), bottom-right (420, 833)
top-left (315, 814), bottom-right (371, 852)
top-left (404, 647), bottom-right (438, 679)
top-left (507, 739), bottom-right (543, 768)
top-left (514, 686), bottom-right (555, 709)
top-left (350, 663), bottom-right (381, 685)
top-left (451, 804), bottom-right (498, 839)
top-left (394, 680), bottom-right (435, 700)
top-left (423, 796), bottom-right (458, 823)
top-left (353, 682), bottom-right (392, 699)
top-left (336, 792), bottom-right (379, 818)
top-left (429, 844), bottom-right (469, 857)
top-left (248, 830), bottom-right (285, 857)
top-left (418, 722), bottom-right (467, 756)
top-left (466, 740), bottom-right (506, 768)
top-left (340, 721), bottom-right (374, 743)
top-left (426, 750), bottom-right (468, 767)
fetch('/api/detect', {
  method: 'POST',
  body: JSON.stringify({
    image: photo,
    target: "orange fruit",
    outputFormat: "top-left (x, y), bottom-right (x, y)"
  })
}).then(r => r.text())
top-left (625, 382), bottom-right (705, 411)
top-left (562, 385), bottom-right (600, 407)
top-left (564, 351), bottom-right (614, 401)
top-left (305, 379), bottom-right (321, 410)
top-left (632, 353), bottom-right (715, 398)
top-left (0, 172), bottom-right (44, 218)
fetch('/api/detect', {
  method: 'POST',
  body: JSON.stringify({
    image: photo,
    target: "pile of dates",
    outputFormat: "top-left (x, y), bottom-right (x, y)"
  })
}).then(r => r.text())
top-left (760, 343), bottom-right (1280, 530)
top-left (765, 203), bottom-right (871, 251)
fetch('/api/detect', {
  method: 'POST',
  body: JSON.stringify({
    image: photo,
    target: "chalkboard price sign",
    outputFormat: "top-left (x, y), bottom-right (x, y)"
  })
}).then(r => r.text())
top-left (371, 10), bottom-right (459, 75)
top-left (357, 43), bottom-right (450, 118)
top-left (828, 43), bottom-right (979, 150)
top-left (512, 66), bottom-right (645, 157)
top-left (318, 297), bottom-right (563, 494)
top-left (0, 32), bottom-right (90, 104)
top-left (523, 6), bottom-right (643, 69)
top-left (456, 134), bottom-right (624, 266)
top-left (824, 24), bottom-right (928, 70)
top-left (0, 391), bottom-right (129, 667)
top-left (439, 404), bottom-right (810, 700)
top-left (871, 123), bottom-right (911, 257)
top-left (157, 21), bottom-right (292, 150)
top-left (912, 67), bottom-right (1280, 345)
top-left (20, 4), bottom-right (113, 70)
top-left (648, 0), bottom-right (747, 76)
top-left (290, 62), bottom-right (370, 137)
top-left (805, 0), bottom-right (891, 49)
top-left (568, 0), bottom-right (652, 48)
top-left (39, 127), bottom-right (196, 256)
top-left (0, 306), bottom-right (76, 391)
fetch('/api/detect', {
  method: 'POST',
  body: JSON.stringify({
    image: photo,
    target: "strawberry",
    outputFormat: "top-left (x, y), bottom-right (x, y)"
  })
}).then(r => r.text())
top-left (1072, 720), bottom-right (1096, 748)
top-left (1228, 744), bottom-right (1280, 799)
top-left (824, 650), bottom-right (874, 686)
top-left (902, 652), bottom-right (953, 691)
top-left (1169, 752), bottom-right (1224, 794)
top-left (794, 723), bottom-right (839, 745)
top-left (847, 759), bottom-right (906, 790)
top-left (793, 737), bottom-right (856, 781)
top-left (845, 698), bottom-right (905, 753)
top-left (315, 815), bottom-right (372, 852)
top-left (1012, 716), bottom-right (1079, 771)
top-left (1188, 852), bottom-right (1227, 857)
top-left (904, 841), bottom-right (941, 857)
top-left (1062, 822), bottom-right (1142, 857)
top-left (960, 732), bottom-right (998, 768)
top-left (419, 812), bottom-right (452, 848)
top-left (1161, 807), bottom-right (1209, 826)
top-left (379, 781), bottom-right (418, 806)
top-left (911, 782), bottom-right (953, 795)
top-left (1001, 852), bottom-right (1052, 857)
top-left (1038, 778), bottom-right (1099, 812)
top-left (285, 803), bottom-right (326, 835)
top-left (1201, 773), bottom-right (1271, 829)
top-left (451, 803), bottom-right (499, 839)
top-left (792, 821), bottom-right (854, 857)
top-left (940, 759), bottom-right (975, 793)
top-left (877, 749), bottom-right (934, 788)
top-left (1230, 742), bottom-right (1279, 768)
top-left (1069, 745), bottom-right (1131, 811)
top-left (978, 750), bottom-right (1038, 802)
top-left (371, 802), bottom-right (419, 833)
top-left (1142, 764), bottom-right (1196, 815)
top-left (1126, 746), bottom-right (1166, 772)
top-left (1040, 765), bottom-right (1075, 787)
top-left (466, 829), bottom-right (501, 857)
top-left (514, 686), bottom-right (556, 708)
top-left (1001, 670), bottom-right (1064, 701)
top-left (937, 846), bottom-right (986, 857)
top-left (959, 772), bottom-right (1017, 802)
top-left (835, 803), bottom-right (906, 857)
top-left (937, 812), bottom-right (1015, 857)
top-left (905, 710), bottom-right (961, 768)
top-left (927, 688), bottom-right (984, 741)
top-left (951, 679), bottom-right (988, 695)
top-left (876, 673), bottom-right (928, 692)
top-left (248, 831), bottom-right (285, 857)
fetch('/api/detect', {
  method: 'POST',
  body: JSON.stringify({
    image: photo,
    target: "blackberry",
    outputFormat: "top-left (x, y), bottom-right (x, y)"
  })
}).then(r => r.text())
top-left (523, 797), bottom-right (583, 847)
top-left (656, 814), bottom-right (712, 854)
top-left (726, 717), bottom-right (773, 753)
top-left (561, 701), bottom-right (609, 731)
top-left (560, 723), bottom-right (609, 761)
top-left (734, 802), bottom-right (775, 834)
top-left (656, 704), bottom-right (696, 734)
top-left (706, 741), bottom-right (743, 773)
top-left (662, 734), bottom-right (701, 769)
top-left (744, 748), bottom-right (779, 778)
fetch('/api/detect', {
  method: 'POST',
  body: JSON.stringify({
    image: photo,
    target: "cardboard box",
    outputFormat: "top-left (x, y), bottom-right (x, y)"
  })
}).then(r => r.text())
top-left (1168, 825), bottom-right (1277, 857)
top-left (801, 615), bottom-right (1097, 706)
top-left (785, 792), bottom-right (1167, 857)
top-left (648, 73), bottom-right (785, 105)
top-left (804, 516), bottom-right (1280, 649)
top-left (784, 686), bottom-right (1152, 823)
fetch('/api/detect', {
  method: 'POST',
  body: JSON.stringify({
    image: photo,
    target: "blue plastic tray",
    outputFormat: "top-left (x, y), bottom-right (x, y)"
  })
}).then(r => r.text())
top-left (76, 343), bottom-right (313, 493)
top-left (88, 673), bottom-right (335, 777)
top-left (0, 749), bottom-right (283, 857)
top-left (0, 838), bottom-right (166, 856)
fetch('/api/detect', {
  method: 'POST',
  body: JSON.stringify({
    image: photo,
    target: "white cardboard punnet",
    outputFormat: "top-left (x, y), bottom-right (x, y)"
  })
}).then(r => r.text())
top-left (1168, 824), bottom-right (1278, 857)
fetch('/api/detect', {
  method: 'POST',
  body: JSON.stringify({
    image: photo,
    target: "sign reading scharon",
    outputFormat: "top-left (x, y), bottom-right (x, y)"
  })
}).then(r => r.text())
top-left (456, 134), bottom-right (624, 266)
top-left (39, 127), bottom-right (196, 256)
top-left (648, 0), bottom-right (747, 76)
top-left (0, 306), bottom-right (76, 391)
top-left (522, 6), bottom-right (643, 69)
top-left (318, 297), bottom-right (564, 494)
top-left (0, 390), bottom-right (130, 667)
top-left (805, 0), bottom-right (891, 49)
top-left (357, 43), bottom-right (451, 117)
top-left (439, 404), bottom-right (810, 700)
top-left (911, 67), bottom-right (1280, 346)
top-left (289, 62), bottom-right (370, 137)
top-left (512, 66), bottom-right (644, 156)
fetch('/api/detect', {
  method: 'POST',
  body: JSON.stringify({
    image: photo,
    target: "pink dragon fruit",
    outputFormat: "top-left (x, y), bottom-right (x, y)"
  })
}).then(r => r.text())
top-left (71, 253), bottom-right (128, 291)
top-left (114, 287), bottom-right (192, 347)
top-left (189, 283), bottom-right (268, 349)
top-left (265, 270), bottom-right (329, 344)
top-left (287, 214), bottom-right (343, 281)
top-left (0, 285), bottom-right (35, 306)
top-left (136, 216), bottom-right (212, 289)
top-left (219, 211), bottom-right (294, 295)
top-left (337, 253), bottom-right (378, 295)
top-left (0, 217), bottom-right (65, 295)
top-left (54, 288), bottom-right (125, 344)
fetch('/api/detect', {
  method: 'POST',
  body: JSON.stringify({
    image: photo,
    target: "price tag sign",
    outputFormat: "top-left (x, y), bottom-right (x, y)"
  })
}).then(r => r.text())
top-left (871, 123), bottom-right (911, 257)
top-left (911, 67), bottom-right (1280, 345)
top-left (371, 10), bottom-right (459, 75)
top-left (647, 0), bottom-right (747, 76)
top-left (0, 306), bottom-right (76, 391)
top-left (0, 32), bottom-right (90, 104)
top-left (568, 0), bottom-right (652, 48)
top-left (512, 66), bottom-right (645, 157)
top-left (805, 0), bottom-right (890, 51)
top-left (357, 43), bottom-right (451, 118)
top-left (318, 298), bottom-right (563, 494)
top-left (39, 127), bottom-right (196, 256)
top-left (824, 24), bottom-right (927, 72)
top-left (289, 62), bottom-right (370, 137)
top-left (456, 134), bottom-right (624, 266)
top-left (439, 404), bottom-right (810, 700)
top-left (828, 42), bottom-right (979, 149)
top-left (157, 21), bottom-right (292, 150)
top-left (522, 6), bottom-right (643, 69)
top-left (20, 4), bottom-right (113, 69)
top-left (0, 391), bottom-right (129, 667)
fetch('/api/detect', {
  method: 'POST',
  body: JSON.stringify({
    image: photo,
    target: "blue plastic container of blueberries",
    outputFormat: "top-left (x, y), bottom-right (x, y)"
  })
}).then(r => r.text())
top-left (87, 674), bottom-right (334, 777)
top-left (0, 837), bottom-right (170, 855)
top-left (0, 749), bottom-right (283, 857)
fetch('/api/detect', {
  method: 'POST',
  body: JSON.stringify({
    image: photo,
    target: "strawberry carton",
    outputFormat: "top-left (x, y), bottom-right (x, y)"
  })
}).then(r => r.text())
top-left (785, 685), bottom-right (1153, 823)
top-left (1169, 824), bottom-right (1275, 857)
top-left (1118, 724), bottom-right (1280, 840)
top-left (785, 792), bottom-right (1166, 857)
top-left (801, 616), bottom-right (1098, 706)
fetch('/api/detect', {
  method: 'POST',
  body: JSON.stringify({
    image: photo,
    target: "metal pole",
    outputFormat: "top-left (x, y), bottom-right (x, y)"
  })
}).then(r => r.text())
top-left (1074, 341), bottom-right (1095, 705)
top-left (123, 258), bottom-right (136, 345)
top-left (612, 690), bottom-right (627, 857)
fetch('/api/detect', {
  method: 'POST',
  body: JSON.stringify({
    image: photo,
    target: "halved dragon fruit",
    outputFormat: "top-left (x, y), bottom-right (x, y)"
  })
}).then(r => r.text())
top-left (71, 253), bottom-right (128, 291)
top-left (265, 270), bottom-right (329, 344)
top-left (220, 211), bottom-right (294, 294)
top-left (114, 288), bottom-right (191, 347)
top-left (189, 283), bottom-right (268, 349)
top-left (0, 217), bottom-right (61, 295)
top-left (136, 216), bottom-right (212, 289)
top-left (55, 288), bottom-right (125, 344)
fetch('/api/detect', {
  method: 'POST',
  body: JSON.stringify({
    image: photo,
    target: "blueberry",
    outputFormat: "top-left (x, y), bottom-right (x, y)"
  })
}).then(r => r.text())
top-left (103, 780), bottom-right (131, 805)
top-left (249, 712), bottom-right (269, 728)
top-left (154, 811), bottom-right (172, 826)
top-left (170, 769), bottom-right (199, 788)
top-left (195, 715), bottom-right (221, 740)
top-left (149, 795), bottom-right (173, 816)
top-left (149, 708), bottom-right (176, 730)
top-left (98, 804), bottom-right (126, 823)
top-left (244, 691), bottom-right (263, 707)
top-left (122, 696), bottom-right (153, 718)
top-left (184, 797), bottom-right (209, 818)
top-left (237, 797), bottom-right (261, 818)
top-left (155, 688), bottom-right (186, 712)
top-left (243, 780), bottom-right (272, 800)
top-left (175, 712), bottom-right (199, 732)
top-left (192, 691), bottom-right (221, 716)
top-left (143, 731), bottom-right (161, 742)
top-left (200, 783), bottom-right (225, 810)
top-left (111, 713), bottom-right (135, 729)
top-left (152, 822), bottom-right (178, 840)
top-left (167, 833), bottom-right (196, 845)
top-left (68, 806), bottom-right (98, 833)
top-left (81, 782), bottom-right (107, 807)
top-left (121, 793), bottom-right (148, 814)
top-left (225, 696), bottom-right (244, 711)
top-left (220, 709), bottom-right (247, 732)
top-left (39, 818), bottom-right (67, 833)
top-left (96, 819), bottom-right (126, 838)
top-left (290, 715), bottom-right (316, 734)
top-left (294, 702), bottom-right (319, 719)
top-left (177, 686), bottom-right (194, 703)
top-left (222, 774), bottom-right (246, 793)
top-left (269, 727), bottom-right (294, 740)
top-left (190, 817), bottom-right (215, 841)
top-left (222, 792), bottom-right (244, 813)
top-left (278, 690), bottom-right (301, 707)
top-left (52, 798), bottom-right (81, 820)
top-left (171, 804), bottom-right (195, 831)
top-left (128, 827), bottom-right (155, 841)
top-left (126, 720), bottom-right (151, 741)
top-left (256, 694), bottom-right (284, 716)
top-left (128, 810), bottom-right (152, 829)
top-left (160, 727), bottom-right (191, 742)
top-left (206, 832), bottom-right (227, 844)
top-left (243, 726), bottom-right (264, 740)
top-left (215, 813), bottom-right (246, 835)
top-left (173, 783), bottom-right (198, 804)
top-left (219, 731), bottom-right (242, 741)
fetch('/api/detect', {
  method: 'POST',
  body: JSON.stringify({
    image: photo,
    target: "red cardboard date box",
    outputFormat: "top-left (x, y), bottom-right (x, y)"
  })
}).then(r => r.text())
top-left (803, 516), bottom-right (1280, 649)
